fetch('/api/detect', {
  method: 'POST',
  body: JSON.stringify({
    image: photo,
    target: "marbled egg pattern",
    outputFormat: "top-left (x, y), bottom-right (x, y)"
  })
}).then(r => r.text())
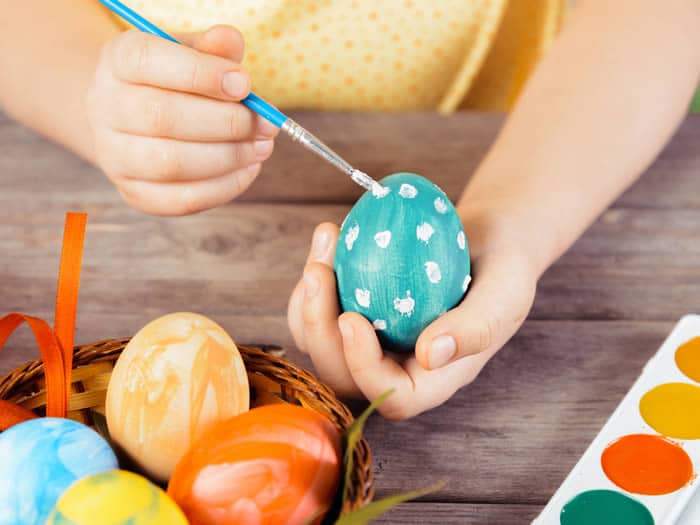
top-left (47, 470), bottom-right (188, 525)
top-left (0, 418), bottom-right (118, 525)
top-left (335, 173), bottom-right (471, 352)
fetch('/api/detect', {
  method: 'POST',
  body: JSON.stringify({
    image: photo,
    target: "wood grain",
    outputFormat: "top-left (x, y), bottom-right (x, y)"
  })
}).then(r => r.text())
top-left (2, 111), bottom-right (699, 206)
top-left (1, 110), bottom-right (699, 523)
top-left (373, 503), bottom-right (541, 524)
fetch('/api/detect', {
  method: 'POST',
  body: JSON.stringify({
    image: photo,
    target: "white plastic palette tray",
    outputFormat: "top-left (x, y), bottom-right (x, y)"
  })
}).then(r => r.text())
top-left (533, 315), bottom-right (700, 525)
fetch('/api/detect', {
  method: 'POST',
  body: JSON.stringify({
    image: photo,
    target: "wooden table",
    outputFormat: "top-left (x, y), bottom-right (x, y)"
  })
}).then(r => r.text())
top-left (1, 110), bottom-right (699, 524)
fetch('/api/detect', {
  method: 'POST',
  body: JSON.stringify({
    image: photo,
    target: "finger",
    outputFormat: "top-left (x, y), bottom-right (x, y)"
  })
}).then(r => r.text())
top-left (288, 223), bottom-right (339, 354)
top-left (117, 163), bottom-right (261, 216)
top-left (178, 27), bottom-right (279, 139)
top-left (302, 263), bottom-right (360, 397)
top-left (287, 280), bottom-right (307, 353)
top-left (415, 252), bottom-right (536, 370)
top-left (183, 25), bottom-right (246, 63)
top-left (98, 128), bottom-right (273, 182)
top-left (339, 312), bottom-right (417, 419)
top-left (340, 313), bottom-right (486, 419)
top-left (108, 84), bottom-right (274, 142)
top-left (305, 223), bottom-right (339, 266)
top-left (109, 30), bottom-right (250, 100)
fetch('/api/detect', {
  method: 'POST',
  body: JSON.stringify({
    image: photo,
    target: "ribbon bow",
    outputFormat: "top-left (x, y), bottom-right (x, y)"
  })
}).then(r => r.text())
top-left (0, 213), bottom-right (87, 426)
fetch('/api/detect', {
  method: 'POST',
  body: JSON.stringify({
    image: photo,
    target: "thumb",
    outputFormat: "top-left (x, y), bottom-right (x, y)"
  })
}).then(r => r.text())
top-left (178, 25), bottom-right (246, 63)
top-left (415, 252), bottom-right (536, 370)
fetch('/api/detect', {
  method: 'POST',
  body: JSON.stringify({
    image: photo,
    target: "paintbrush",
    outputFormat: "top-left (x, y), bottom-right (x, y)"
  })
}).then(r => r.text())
top-left (98, 0), bottom-right (384, 195)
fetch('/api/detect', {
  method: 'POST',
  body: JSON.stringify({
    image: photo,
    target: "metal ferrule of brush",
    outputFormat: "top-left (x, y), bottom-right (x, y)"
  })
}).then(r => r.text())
top-left (281, 119), bottom-right (374, 191)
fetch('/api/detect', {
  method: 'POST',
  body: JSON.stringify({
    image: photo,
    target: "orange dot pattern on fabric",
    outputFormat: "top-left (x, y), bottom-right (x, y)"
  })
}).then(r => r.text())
top-left (115, 0), bottom-right (566, 112)
top-left (601, 434), bottom-right (694, 496)
top-left (675, 336), bottom-right (700, 383)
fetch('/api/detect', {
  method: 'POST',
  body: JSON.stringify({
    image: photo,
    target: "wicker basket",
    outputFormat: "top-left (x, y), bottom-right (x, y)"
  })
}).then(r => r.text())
top-left (0, 338), bottom-right (374, 514)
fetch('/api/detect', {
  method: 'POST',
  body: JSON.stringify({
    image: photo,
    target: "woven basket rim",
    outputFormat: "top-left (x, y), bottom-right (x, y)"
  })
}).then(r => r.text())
top-left (0, 338), bottom-right (374, 514)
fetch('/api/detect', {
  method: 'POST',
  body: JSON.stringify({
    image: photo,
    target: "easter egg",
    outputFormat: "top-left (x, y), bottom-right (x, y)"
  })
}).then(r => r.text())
top-left (46, 470), bottom-right (188, 525)
top-left (0, 417), bottom-right (118, 524)
top-left (334, 173), bottom-right (471, 352)
top-left (106, 312), bottom-right (250, 482)
top-left (168, 404), bottom-right (341, 525)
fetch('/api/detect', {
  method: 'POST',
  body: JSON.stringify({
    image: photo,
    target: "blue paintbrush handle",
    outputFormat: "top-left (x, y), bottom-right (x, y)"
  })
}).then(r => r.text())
top-left (99, 0), bottom-right (288, 127)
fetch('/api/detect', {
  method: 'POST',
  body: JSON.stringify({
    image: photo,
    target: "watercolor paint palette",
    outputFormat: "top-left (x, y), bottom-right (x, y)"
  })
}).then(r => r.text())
top-left (534, 315), bottom-right (700, 525)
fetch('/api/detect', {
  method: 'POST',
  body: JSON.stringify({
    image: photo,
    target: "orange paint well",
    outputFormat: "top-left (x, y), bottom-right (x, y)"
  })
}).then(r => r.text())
top-left (601, 434), bottom-right (694, 495)
top-left (676, 336), bottom-right (700, 383)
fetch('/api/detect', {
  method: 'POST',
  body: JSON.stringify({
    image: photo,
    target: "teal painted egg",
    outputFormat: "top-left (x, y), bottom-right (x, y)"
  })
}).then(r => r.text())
top-left (0, 417), bottom-right (118, 525)
top-left (334, 173), bottom-right (471, 352)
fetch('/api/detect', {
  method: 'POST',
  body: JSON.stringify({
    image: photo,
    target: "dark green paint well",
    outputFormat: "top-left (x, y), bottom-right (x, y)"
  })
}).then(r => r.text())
top-left (560, 490), bottom-right (654, 525)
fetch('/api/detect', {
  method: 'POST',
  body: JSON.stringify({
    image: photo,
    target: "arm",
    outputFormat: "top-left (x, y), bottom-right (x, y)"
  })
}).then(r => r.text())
top-left (0, 0), bottom-right (120, 162)
top-left (0, 1), bottom-right (277, 215)
top-left (287, 0), bottom-right (700, 419)
top-left (460, 0), bottom-right (700, 277)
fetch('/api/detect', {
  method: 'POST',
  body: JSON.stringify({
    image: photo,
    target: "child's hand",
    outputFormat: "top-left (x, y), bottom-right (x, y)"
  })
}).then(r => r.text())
top-left (86, 26), bottom-right (278, 215)
top-left (287, 215), bottom-right (537, 419)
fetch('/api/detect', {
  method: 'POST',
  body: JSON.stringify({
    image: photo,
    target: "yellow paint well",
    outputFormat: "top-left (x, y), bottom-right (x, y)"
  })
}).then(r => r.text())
top-left (639, 383), bottom-right (700, 439)
top-left (676, 336), bottom-right (700, 383)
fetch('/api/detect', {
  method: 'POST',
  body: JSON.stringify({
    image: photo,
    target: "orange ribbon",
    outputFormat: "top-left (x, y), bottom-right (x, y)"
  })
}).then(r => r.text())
top-left (0, 212), bottom-right (87, 425)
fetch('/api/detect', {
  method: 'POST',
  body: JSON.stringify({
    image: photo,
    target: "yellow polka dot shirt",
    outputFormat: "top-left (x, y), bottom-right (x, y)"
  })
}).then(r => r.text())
top-left (114, 0), bottom-right (567, 112)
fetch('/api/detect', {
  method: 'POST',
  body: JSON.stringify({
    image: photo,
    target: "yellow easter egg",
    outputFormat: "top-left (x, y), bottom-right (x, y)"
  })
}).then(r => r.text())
top-left (46, 469), bottom-right (188, 525)
top-left (106, 313), bottom-right (249, 481)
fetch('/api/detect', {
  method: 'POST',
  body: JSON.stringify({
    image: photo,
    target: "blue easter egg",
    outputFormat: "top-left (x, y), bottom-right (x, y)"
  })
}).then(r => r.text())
top-left (334, 173), bottom-right (471, 352)
top-left (0, 417), bottom-right (118, 525)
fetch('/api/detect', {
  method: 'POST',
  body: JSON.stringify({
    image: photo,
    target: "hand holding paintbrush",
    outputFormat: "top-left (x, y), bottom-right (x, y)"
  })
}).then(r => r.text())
top-left (87, 0), bottom-right (380, 216)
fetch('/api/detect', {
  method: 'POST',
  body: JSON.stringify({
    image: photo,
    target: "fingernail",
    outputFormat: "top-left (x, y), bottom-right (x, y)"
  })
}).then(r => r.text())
top-left (254, 140), bottom-right (274, 159)
top-left (429, 335), bottom-right (456, 369)
top-left (303, 271), bottom-right (319, 299)
top-left (338, 319), bottom-right (353, 341)
top-left (222, 71), bottom-right (249, 98)
top-left (311, 229), bottom-right (330, 261)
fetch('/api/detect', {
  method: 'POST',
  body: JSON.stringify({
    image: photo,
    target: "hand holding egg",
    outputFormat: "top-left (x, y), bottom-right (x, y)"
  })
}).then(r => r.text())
top-left (288, 172), bottom-right (538, 419)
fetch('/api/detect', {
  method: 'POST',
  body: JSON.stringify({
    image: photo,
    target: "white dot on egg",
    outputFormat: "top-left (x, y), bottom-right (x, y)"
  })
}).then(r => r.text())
top-left (434, 197), bottom-right (448, 214)
top-left (345, 223), bottom-right (359, 251)
top-left (424, 261), bottom-right (442, 283)
top-left (399, 184), bottom-right (418, 198)
top-left (462, 274), bottom-right (472, 292)
top-left (393, 291), bottom-right (415, 317)
top-left (374, 230), bottom-right (392, 249)
top-left (355, 288), bottom-right (371, 308)
top-left (416, 222), bottom-right (434, 243)
top-left (373, 319), bottom-right (387, 330)
top-left (457, 231), bottom-right (466, 250)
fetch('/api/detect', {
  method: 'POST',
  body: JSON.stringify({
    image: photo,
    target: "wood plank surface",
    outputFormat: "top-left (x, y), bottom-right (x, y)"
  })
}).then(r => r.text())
top-left (1, 110), bottom-right (699, 523)
top-left (374, 503), bottom-right (541, 524)
top-left (2, 111), bottom-right (700, 207)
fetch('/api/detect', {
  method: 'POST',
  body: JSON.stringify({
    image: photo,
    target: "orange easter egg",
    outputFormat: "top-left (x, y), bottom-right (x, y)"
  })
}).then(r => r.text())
top-left (168, 404), bottom-right (341, 525)
top-left (106, 313), bottom-right (249, 482)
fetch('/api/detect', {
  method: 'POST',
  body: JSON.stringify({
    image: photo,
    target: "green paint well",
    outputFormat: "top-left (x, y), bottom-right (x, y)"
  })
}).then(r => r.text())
top-left (560, 490), bottom-right (654, 525)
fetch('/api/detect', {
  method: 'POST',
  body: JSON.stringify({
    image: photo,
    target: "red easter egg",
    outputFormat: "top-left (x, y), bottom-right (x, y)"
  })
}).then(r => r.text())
top-left (168, 404), bottom-right (342, 525)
